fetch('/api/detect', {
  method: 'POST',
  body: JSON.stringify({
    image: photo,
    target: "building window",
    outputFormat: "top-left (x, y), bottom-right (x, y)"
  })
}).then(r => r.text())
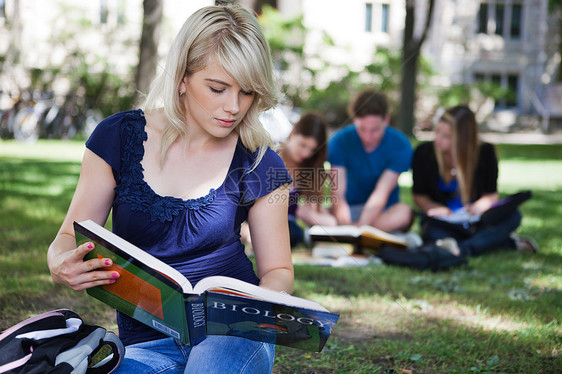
top-left (495, 4), bottom-right (504, 35)
top-left (477, 1), bottom-right (523, 40)
top-left (100, 0), bottom-right (108, 24)
top-left (381, 3), bottom-right (389, 33)
top-left (365, 3), bottom-right (373, 32)
top-left (507, 74), bottom-right (519, 107)
top-left (510, 4), bottom-right (522, 38)
top-left (365, 2), bottom-right (389, 33)
top-left (478, 3), bottom-right (488, 34)
top-left (475, 73), bottom-right (519, 109)
top-left (0, 0), bottom-right (6, 19)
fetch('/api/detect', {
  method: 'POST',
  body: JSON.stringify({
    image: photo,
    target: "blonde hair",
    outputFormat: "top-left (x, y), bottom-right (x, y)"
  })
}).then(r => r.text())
top-left (435, 105), bottom-right (480, 205)
top-left (141, 4), bottom-right (278, 167)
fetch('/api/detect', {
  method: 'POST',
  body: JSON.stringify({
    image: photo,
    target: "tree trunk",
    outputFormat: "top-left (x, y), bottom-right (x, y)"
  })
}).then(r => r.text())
top-left (135, 0), bottom-right (163, 97)
top-left (558, 17), bottom-right (562, 82)
top-left (397, 0), bottom-right (434, 136)
top-left (7, 0), bottom-right (21, 65)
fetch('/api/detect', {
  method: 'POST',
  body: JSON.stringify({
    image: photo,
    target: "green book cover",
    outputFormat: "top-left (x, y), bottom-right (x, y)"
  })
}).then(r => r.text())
top-left (75, 221), bottom-right (196, 344)
top-left (74, 220), bottom-right (339, 351)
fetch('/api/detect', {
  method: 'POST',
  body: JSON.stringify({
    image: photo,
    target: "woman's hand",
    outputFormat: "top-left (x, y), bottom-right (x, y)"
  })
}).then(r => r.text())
top-left (427, 206), bottom-right (452, 217)
top-left (48, 235), bottom-right (119, 291)
top-left (466, 192), bottom-right (499, 215)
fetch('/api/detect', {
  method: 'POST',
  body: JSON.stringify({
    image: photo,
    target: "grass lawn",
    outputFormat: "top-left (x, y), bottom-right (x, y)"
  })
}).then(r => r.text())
top-left (0, 139), bottom-right (561, 373)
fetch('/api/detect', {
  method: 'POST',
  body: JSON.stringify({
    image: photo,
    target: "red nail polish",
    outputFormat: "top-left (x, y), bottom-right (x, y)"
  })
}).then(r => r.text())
top-left (109, 279), bottom-right (116, 283)
top-left (105, 259), bottom-right (110, 266)
top-left (86, 243), bottom-right (94, 249)
top-left (112, 273), bottom-right (119, 278)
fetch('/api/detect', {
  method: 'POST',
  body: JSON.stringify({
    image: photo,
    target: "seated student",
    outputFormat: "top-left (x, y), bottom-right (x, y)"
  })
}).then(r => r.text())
top-left (412, 105), bottom-right (538, 256)
top-left (47, 5), bottom-right (293, 372)
top-left (328, 88), bottom-right (414, 233)
top-left (277, 112), bottom-right (337, 246)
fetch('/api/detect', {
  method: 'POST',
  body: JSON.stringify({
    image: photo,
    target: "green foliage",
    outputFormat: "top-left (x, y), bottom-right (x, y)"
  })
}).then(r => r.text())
top-left (258, 7), bottom-right (453, 129)
top-left (435, 80), bottom-right (512, 110)
top-left (548, 0), bottom-right (562, 12)
top-left (1, 2), bottom-right (136, 139)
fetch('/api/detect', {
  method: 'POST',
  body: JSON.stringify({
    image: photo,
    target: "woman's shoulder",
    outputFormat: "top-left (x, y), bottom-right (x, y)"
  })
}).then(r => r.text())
top-left (236, 142), bottom-right (285, 169)
top-left (331, 124), bottom-right (356, 139)
top-left (414, 141), bottom-right (434, 154)
top-left (93, 109), bottom-right (145, 135)
top-left (479, 142), bottom-right (497, 157)
top-left (86, 109), bottom-right (145, 160)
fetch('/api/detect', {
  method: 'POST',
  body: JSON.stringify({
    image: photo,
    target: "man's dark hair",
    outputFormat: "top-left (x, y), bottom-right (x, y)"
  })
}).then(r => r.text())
top-left (347, 89), bottom-right (388, 119)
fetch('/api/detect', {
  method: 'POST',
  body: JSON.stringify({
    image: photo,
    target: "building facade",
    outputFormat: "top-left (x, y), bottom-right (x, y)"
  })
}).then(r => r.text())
top-left (288, 0), bottom-right (560, 131)
top-left (1, 0), bottom-right (560, 131)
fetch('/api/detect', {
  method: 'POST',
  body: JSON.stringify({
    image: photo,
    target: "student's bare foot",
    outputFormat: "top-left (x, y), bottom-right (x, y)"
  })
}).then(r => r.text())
top-left (436, 237), bottom-right (461, 256)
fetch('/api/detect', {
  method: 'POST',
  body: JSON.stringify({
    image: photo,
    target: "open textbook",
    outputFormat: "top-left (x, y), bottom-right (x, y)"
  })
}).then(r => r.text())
top-left (75, 220), bottom-right (339, 352)
top-left (418, 190), bottom-right (532, 236)
top-left (308, 224), bottom-right (409, 254)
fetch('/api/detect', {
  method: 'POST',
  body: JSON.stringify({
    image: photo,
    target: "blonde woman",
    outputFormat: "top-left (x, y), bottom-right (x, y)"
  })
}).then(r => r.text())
top-left (412, 105), bottom-right (537, 256)
top-left (47, 4), bottom-right (293, 372)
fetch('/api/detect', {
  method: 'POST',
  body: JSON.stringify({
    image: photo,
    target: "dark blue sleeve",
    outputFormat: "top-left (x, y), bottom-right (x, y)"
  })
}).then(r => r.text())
top-left (85, 111), bottom-right (129, 181)
top-left (240, 147), bottom-right (292, 205)
top-left (327, 129), bottom-right (347, 167)
top-left (386, 129), bottom-right (413, 173)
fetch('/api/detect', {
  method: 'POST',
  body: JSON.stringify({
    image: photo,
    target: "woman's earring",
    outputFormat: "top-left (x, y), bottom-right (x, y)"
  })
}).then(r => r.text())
top-left (179, 90), bottom-right (184, 96)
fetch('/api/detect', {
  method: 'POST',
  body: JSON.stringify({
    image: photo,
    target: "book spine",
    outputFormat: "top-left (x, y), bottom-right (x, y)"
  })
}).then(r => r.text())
top-left (185, 294), bottom-right (207, 345)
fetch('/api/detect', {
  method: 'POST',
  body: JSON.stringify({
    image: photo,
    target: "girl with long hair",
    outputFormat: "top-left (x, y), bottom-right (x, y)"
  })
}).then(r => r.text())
top-left (277, 112), bottom-right (337, 246)
top-left (412, 105), bottom-right (537, 256)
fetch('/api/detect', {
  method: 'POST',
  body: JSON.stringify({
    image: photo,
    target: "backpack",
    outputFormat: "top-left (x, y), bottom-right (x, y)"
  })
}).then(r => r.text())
top-left (0, 309), bottom-right (124, 374)
top-left (377, 244), bottom-right (467, 272)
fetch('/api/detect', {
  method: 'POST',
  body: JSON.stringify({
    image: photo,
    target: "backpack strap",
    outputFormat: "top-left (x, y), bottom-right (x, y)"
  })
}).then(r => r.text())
top-left (0, 309), bottom-right (124, 374)
top-left (0, 309), bottom-right (71, 374)
top-left (87, 331), bottom-right (124, 374)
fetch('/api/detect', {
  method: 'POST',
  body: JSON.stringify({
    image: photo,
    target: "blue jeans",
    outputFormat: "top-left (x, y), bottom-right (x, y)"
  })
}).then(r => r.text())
top-left (114, 336), bottom-right (275, 374)
top-left (422, 210), bottom-right (521, 257)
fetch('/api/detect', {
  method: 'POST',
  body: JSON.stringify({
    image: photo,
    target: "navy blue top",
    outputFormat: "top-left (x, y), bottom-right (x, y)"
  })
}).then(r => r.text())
top-left (86, 109), bottom-right (292, 345)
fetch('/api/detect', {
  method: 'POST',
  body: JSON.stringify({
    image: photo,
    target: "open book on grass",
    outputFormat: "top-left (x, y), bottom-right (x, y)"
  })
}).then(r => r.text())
top-left (308, 224), bottom-right (408, 254)
top-left (75, 220), bottom-right (339, 352)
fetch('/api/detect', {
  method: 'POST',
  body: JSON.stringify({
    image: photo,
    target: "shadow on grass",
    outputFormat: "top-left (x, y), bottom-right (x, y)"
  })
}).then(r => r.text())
top-left (275, 309), bottom-right (561, 373)
top-left (0, 157), bottom-right (81, 252)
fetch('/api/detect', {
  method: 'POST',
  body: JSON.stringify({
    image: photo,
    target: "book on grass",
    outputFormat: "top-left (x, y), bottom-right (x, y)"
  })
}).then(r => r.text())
top-left (417, 190), bottom-right (532, 237)
top-left (74, 220), bottom-right (339, 352)
top-left (308, 224), bottom-right (408, 253)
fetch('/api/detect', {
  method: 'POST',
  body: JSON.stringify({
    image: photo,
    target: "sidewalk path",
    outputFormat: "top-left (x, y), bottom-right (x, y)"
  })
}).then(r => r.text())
top-left (415, 131), bottom-right (562, 145)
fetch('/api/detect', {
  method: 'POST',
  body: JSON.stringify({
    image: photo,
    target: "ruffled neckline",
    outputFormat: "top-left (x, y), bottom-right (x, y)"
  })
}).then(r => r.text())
top-left (115, 109), bottom-right (224, 222)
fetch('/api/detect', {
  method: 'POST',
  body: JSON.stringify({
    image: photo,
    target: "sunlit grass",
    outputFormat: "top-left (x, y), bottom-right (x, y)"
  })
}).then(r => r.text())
top-left (0, 140), bottom-right (561, 373)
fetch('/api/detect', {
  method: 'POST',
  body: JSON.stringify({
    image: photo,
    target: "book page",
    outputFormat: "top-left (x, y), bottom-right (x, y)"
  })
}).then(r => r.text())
top-left (193, 276), bottom-right (329, 312)
top-left (432, 208), bottom-right (480, 224)
top-left (308, 225), bottom-right (360, 237)
top-left (359, 225), bottom-right (408, 244)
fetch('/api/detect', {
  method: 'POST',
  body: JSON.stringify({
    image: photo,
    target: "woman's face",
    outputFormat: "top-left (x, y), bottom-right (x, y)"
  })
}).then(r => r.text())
top-left (181, 59), bottom-right (255, 139)
top-left (434, 120), bottom-right (452, 153)
top-left (286, 133), bottom-right (319, 164)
